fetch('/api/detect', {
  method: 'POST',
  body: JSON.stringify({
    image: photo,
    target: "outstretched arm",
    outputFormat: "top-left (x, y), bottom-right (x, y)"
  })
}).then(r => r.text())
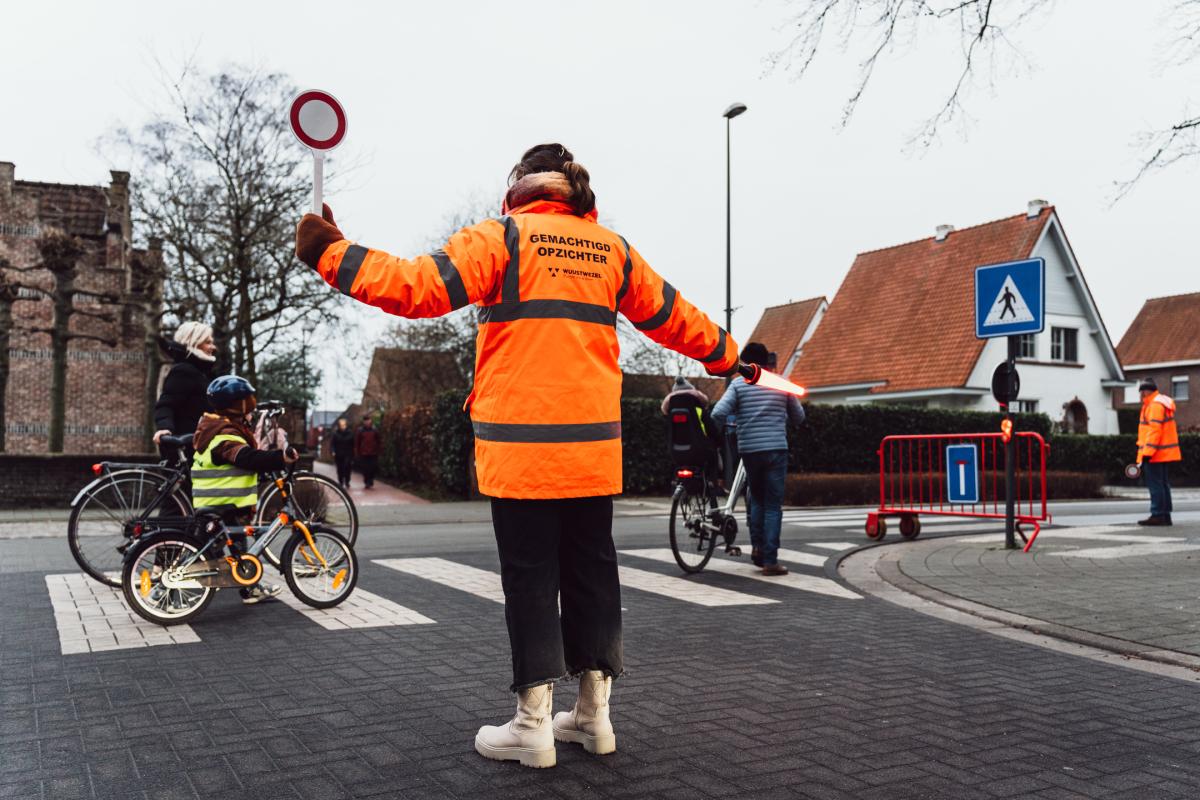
top-left (297, 206), bottom-right (508, 318)
top-left (618, 243), bottom-right (739, 376)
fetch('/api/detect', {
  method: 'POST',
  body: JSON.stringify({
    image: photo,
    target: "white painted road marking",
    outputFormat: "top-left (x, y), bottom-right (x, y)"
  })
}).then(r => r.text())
top-left (774, 548), bottom-right (828, 567)
top-left (375, 557), bottom-right (778, 608)
top-left (620, 549), bottom-right (861, 600)
top-left (617, 565), bottom-right (778, 606)
top-left (1058, 542), bottom-right (1200, 560)
top-left (274, 588), bottom-right (435, 629)
top-left (46, 573), bottom-right (200, 655)
top-left (973, 527), bottom-right (1184, 545)
top-left (374, 557), bottom-right (506, 603)
top-left (806, 542), bottom-right (859, 552)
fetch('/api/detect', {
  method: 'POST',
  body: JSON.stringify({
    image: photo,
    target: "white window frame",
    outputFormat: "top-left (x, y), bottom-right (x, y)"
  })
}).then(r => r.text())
top-left (1051, 327), bottom-right (1078, 363)
top-left (1172, 375), bottom-right (1190, 402)
top-left (1015, 399), bottom-right (1039, 413)
top-left (1017, 334), bottom-right (1036, 359)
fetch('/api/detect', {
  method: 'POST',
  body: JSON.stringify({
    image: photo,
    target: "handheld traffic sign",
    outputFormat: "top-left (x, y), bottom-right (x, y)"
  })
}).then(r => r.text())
top-left (289, 90), bottom-right (348, 214)
top-left (975, 258), bottom-right (1045, 339)
top-left (946, 444), bottom-right (979, 505)
top-left (991, 362), bottom-right (1020, 404)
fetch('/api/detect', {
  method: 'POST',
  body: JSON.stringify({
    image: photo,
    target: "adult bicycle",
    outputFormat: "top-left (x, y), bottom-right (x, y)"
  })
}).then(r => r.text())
top-left (68, 432), bottom-right (358, 586)
top-left (120, 459), bottom-right (357, 625)
top-left (668, 458), bottom-right (746, 573)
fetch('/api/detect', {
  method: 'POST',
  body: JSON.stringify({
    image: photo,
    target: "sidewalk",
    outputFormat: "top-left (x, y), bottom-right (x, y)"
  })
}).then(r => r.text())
top-left (845, 523), bottom-right (1200, 671)
top-left (308, 460), bottom-right (428, 506)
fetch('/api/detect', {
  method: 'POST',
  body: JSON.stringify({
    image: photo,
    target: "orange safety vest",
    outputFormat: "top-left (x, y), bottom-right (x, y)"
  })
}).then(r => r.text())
top-left (1137, 392), bottom-right (1181, 464)
top-left (314, 199), bottom-right (738, 499)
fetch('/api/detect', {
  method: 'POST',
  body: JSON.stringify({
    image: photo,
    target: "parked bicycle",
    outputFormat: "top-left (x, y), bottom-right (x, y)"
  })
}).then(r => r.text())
top-left (668, 459), bottom-right (746, 573)
top-left (68, 432), bottom-right (357, 587)
top-left (121, 459), bottom-right (358, 625)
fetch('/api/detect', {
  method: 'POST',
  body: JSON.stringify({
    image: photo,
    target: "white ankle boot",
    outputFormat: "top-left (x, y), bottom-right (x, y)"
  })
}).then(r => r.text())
top-left (552, 670), bottom-right (616, 755)
top-left (474, 683), bottom-right (556, 768)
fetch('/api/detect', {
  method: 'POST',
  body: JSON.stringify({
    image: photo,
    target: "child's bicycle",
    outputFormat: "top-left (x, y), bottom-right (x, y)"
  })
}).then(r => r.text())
top-left (120, 459), bottom-right (358, 626)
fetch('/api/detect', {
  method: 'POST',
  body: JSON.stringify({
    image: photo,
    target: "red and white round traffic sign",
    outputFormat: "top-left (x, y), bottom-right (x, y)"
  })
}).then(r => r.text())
top-left (289, 90), bottom-right (347, 151)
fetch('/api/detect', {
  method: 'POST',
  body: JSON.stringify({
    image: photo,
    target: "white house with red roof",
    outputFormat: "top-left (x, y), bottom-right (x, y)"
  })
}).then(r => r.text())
top-left (785, 201), bottom-right (1127, 434)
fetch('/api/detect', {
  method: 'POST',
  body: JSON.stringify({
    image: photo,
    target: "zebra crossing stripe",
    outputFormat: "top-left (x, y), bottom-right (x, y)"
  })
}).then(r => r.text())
top-left (619, 549), bottom-right (861, 600)
top-left (774, 548), bottom-right (828, 567)
top-left (616, 565), bottom-right (778, 606)
top-left (46, 573), bottom-right (200, 655)
top-left (374, 558), bottom-right (506, 603)
top-left (374, 557), bottom-right (779, 608)
top-left (273, 588), bottom-right (435, 629)
top-left (806, 542), bottom-right (858, 552)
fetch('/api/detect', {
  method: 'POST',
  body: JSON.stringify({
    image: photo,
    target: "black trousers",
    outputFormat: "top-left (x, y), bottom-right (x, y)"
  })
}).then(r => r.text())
top-left (359, 456), bottom-right (378, 487)
top-left (491, 496), bottom-right (623, 692)
top-left (334, 455), bottom-right (353, 487)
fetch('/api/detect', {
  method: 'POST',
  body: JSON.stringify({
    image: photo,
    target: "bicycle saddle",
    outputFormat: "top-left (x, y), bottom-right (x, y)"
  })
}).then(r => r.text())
top-left (160, 433), bottom-right (194, 449)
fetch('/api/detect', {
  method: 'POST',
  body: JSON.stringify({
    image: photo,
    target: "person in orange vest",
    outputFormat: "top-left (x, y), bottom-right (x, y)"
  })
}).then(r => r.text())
top-left (1135, 377), bottom-right (1182, 526)
top-left (295, 144), bottom-right (740, 768)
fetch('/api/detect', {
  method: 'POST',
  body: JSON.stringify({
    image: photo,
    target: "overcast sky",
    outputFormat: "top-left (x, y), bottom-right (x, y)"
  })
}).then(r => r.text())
top-left (4, 1), bottom-right (1198, 408)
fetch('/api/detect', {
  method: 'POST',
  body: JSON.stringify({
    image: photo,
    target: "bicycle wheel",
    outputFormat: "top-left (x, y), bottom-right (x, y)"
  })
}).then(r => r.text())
top-left (281, 525), bottom-right (358, 608)
top-left (256, 471), bottom-right (358, 570)
top-left (669, 484), bottom-right (718, 573)
top-left (69, 469), bottom-right (191, 587)
top-left (121, 532), bottom-right (214, 626)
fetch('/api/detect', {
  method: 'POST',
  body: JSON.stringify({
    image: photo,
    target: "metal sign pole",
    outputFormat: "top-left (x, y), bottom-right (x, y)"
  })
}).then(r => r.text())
top-left (1005, 335), bottom-right (1018, 549)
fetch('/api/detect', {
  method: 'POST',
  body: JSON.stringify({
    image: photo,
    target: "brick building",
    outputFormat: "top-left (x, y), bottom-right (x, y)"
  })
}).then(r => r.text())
top-left (1116, 292), bottom-right (1200, 431)
top-left (0, 161), bottom-right (163, 454)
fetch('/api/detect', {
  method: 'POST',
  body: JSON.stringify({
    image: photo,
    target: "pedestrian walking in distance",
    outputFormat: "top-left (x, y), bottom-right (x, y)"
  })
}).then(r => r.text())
top-left (1135, 377), bottom-right (1181, 526)
top-left (296, 143), bottom-right (742, 768)
top-left (354, 416), bottom-right (381, 489)
top-left (331, 417), bottom-right (355, 489)
top-left (712, 342), bottom-right (805, 574)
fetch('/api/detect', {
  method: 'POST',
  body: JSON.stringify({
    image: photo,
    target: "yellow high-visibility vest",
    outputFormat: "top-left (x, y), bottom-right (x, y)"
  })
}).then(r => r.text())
top-left (191, 434), bottom-right (258, 508)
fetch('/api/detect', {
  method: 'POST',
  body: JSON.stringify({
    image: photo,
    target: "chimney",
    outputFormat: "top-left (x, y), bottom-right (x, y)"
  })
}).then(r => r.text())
top-left (1026, 199), bottom-right (1050, 219)
top-left (0, 161), bottom-right (13, 204)
top-left (108, 170), bottom-right (132, 240)
top-left (934, 224), bottom-right (955, 242)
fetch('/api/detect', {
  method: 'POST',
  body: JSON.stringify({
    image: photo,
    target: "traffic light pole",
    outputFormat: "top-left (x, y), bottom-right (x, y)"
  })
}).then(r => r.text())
top-left (1004, 335), bottom-right (1018, 550)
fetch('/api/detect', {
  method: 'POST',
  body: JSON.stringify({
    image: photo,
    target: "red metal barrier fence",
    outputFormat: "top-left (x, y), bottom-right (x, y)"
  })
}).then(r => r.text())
top-left (865, 432), bottom-right (1050, 551)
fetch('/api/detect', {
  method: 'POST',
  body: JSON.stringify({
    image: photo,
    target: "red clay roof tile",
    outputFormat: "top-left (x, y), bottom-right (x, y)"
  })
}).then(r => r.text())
top-left (790, 209), bottom-right (1051, 394)
top-left (1117, 292), bottom-right (1200, 366)
top-left (745, 297), bottom-right (825, 365)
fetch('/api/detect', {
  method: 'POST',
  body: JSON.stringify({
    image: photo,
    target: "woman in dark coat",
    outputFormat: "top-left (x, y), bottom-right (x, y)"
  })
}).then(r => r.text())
top-left (330, 417), bottom-right (355, 489)
top-left (152, 321), bottom-right (216, 460)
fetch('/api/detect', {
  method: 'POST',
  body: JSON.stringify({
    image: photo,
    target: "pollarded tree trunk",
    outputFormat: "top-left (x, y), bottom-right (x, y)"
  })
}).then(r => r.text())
top-left (38, 231), bottom-right (84, 454)
top-left (0, 269), bottom-right (16, 453)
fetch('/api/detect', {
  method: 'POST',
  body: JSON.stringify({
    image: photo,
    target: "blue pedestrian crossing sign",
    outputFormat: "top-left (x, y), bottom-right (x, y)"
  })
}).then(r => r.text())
top-left (946, 444), bottom-right (979, 505)
top-left (975, 257), bottom-right (1045, 339)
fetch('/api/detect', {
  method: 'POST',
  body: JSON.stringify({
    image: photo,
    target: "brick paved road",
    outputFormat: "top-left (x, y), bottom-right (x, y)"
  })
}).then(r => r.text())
top-left (4, 511), bottom-right (1200, 798)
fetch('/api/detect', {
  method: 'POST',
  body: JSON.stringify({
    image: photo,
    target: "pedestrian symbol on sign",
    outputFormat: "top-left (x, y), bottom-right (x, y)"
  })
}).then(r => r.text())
top-left (983, 276), bottom-right (1034, 326)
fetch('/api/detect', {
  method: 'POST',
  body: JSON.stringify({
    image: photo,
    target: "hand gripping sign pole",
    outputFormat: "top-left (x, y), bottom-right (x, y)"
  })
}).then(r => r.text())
top-left (289, 90), bottom-right (348, 214)
top-left (739, 363), bottom-right (807, 398)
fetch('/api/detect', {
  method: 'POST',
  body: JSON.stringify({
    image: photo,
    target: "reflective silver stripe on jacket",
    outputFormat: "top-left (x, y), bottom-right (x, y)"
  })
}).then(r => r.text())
top-left (473, 420), bottom-right (621, 443)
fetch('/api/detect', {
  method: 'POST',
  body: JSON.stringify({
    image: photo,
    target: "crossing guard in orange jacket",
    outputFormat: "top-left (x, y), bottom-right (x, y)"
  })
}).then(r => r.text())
top-left (1135, 377), bottom-right (1181, 526)
top-left (295, 144), bottom-right (739, 769)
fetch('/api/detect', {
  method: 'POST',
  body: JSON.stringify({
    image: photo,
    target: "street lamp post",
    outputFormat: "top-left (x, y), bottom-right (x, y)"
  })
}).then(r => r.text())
top-left (723, 102), bottom-right (747, 338)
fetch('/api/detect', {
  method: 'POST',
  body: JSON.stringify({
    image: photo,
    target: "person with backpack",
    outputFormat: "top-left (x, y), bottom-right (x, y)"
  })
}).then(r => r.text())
top-left (712, 342), bottom-right (805, 575)
top-left (295, 143), bottom-right (741, 768)
top-left (662, 376), bottom-right (722, 480)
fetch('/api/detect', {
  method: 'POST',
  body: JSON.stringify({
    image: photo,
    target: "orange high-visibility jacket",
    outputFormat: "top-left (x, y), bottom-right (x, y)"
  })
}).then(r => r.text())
top-left (314, 199), bottom-right (739, 498)
top-left (1137, 392), bottom-right (1181, 464)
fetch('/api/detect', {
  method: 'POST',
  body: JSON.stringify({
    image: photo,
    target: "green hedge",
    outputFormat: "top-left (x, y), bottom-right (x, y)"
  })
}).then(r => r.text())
top-left (378, 394), bottom-right (1199, 498)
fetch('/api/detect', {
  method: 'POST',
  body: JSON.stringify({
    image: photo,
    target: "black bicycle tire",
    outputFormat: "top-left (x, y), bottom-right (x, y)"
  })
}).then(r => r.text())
top-left (68, 470), bottom-right (191, 587)
top-left (669, 485), bottom-right (717, 574)
top-left (280, 526), bottom-right (358, 609)
top-left (256, 471), bottom-right (358, 570)
top-left (121, 531), bottom-right (214, 626)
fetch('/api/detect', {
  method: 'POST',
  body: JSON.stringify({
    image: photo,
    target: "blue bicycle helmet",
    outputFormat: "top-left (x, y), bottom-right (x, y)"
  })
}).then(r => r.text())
top-left (207, 375), bottom-right (257, 414)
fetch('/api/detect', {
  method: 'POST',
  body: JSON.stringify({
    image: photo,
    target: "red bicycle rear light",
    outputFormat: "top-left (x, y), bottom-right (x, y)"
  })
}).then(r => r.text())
top-left (676, 469), bottom-right (694, 478)
top-left (672, 414), bottom-right (688, 423)
top-left (91, 464), bottom-right (102, 475)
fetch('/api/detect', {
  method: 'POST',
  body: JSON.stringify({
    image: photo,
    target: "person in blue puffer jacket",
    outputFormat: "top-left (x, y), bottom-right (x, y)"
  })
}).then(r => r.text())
top-left (712, 342), bottom-right (805, 575)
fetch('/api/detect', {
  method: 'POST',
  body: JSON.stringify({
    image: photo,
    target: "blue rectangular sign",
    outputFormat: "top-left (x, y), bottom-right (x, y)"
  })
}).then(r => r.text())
top-left (946, 444), bottom-right (979, 505)
top-left (975, 257), bottom-right (1046, 339)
